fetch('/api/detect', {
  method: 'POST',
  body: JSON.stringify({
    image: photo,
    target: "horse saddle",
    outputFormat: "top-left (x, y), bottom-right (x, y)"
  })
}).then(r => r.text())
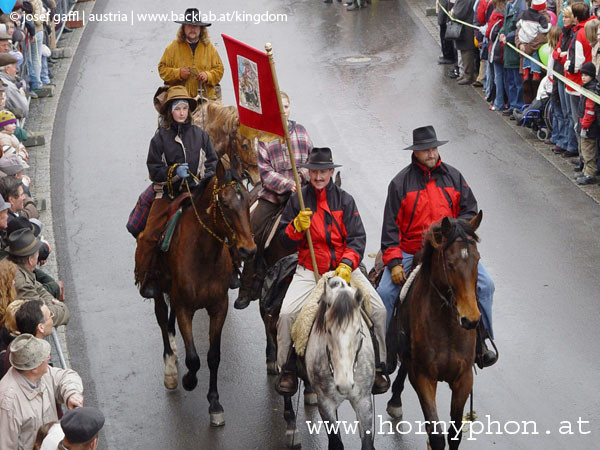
top-left (159, 193), bottom-right (193, 253)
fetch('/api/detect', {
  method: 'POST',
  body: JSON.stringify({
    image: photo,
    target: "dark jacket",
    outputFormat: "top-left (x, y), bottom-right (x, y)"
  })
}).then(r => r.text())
top-left (499, 0), bottom-right (527, 69)
top-left (279, 180), bottom-right (365, 275)
top-left (147, 122), bottom-right (218, 190)
top-left (380, 155), bottom-right (478, 267)
top-left (453, 0), bottom-right (477, 51)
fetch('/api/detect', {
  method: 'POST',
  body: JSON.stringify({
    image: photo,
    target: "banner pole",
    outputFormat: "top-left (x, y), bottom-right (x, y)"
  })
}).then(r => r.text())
top-left (265, 42), bottom-right (320, 283)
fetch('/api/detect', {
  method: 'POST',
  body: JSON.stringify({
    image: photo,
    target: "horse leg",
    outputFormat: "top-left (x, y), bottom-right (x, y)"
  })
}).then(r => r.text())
top-left (303, 381), bottom-right (318, 406)
top-left (412, 374), bottom-right (445, 450)
top-left (350, 395), bottom-right (374, 450)
top-left (176, 308), bottom-right (201, 392)
top-left (283, 393), bottom-right (301, 448)
top-left (261, 307), bottom-right (278, 375)
top-left (167, 304), bottom-right (177, 361)
top-left (206, 303), bottom-right (227, 427)
top-left (318, 397), bottom-right (344, 450)
top-left (386, 362), bottom-right (408, 419)
top-left (154, 294), bottom-right (178, 389)
top-left (448, 372), bottom-right (473, 450)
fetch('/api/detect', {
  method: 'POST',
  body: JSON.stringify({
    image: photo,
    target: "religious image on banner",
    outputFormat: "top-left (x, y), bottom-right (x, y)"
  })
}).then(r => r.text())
top-left (237, 56), bottom-right (262, 114)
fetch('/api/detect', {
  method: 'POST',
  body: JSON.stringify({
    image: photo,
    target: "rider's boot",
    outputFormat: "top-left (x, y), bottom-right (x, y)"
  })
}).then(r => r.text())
top-left (276, 347), bottom-right (298, 395)
top-left (369, 320), bottom-right (390, 394)
top-left (476, 322), bottom-right (498, 369)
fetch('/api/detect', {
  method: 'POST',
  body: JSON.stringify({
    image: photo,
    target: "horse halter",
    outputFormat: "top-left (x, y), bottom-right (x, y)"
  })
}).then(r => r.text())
top-left (325, 325), bottom-right (365, 377)
top-left (185, 178), bottom-right (242, 247)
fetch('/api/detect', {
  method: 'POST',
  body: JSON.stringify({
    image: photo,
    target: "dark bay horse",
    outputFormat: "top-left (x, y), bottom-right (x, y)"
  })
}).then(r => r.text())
top-left (386, 212), bottom-right (483, 449)
top-left (151, 161), bottom-right (256, 427)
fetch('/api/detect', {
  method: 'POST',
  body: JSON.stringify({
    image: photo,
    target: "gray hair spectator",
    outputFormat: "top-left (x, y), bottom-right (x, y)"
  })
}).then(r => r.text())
top-left (0, 334), bottom-right (84, 450)
top-left (0, 52), bottom-right (29, 119)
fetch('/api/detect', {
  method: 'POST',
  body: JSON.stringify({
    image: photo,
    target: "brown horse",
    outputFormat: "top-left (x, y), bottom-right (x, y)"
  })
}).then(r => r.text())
top-left (151, 160), bottom-right (256, 427)
top-left (386, 212), bottom-right (483, 450)
top-left (192, 101), bottom-right (260, 185)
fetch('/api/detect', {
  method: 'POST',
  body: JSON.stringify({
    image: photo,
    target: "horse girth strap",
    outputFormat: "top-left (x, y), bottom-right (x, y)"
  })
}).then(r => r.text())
top-left (184, 178), bottom-right (239, 247)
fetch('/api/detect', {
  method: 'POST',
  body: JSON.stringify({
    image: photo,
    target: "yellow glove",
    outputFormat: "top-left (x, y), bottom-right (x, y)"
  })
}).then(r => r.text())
top-left (293, 208), bottom-right (312, 232)
top-left (391, 264), bottom-right (407, 285)
top-left (334, 262), bottom-right (352, 284)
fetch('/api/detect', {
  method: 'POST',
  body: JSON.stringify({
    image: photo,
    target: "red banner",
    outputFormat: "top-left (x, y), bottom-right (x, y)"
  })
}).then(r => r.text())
top-left (222, 34), bottom-right (285, 138)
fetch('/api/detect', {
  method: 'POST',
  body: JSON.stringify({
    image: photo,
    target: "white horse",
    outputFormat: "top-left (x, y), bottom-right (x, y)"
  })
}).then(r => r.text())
top-left (305, 277), bottom-right (376, 450)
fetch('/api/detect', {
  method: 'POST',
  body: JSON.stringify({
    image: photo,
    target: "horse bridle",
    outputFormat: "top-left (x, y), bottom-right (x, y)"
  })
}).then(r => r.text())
top-left (185, 178), bottom-right (242, 248)
top-left (325, 325), bottom-right (366, 377)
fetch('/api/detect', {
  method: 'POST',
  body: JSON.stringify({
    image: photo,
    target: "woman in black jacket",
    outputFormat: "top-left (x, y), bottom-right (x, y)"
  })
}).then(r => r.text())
top-left (135, 85), bottom-right (218, 298)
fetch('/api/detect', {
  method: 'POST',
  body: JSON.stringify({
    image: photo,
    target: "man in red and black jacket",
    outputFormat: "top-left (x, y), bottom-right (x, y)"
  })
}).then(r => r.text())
top-left (378, 125), bottom-right (497, 368)
top-left (275, 147), bottom-right (389, 395)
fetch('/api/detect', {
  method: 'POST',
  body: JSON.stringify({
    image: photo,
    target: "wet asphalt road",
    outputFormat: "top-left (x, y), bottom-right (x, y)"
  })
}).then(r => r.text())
top-left (51, 0), bottom-right (600, 448)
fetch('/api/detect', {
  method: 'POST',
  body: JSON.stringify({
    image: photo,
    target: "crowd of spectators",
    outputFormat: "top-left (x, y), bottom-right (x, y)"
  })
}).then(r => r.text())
top-left (0, 2), bottom-right (105, 449)
top-left (438, 0), bottom-right (600, 184)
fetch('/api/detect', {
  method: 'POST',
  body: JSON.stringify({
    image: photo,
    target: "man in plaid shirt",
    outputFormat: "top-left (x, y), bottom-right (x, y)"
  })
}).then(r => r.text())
top-left (234, 92), bottom-right (313, 310)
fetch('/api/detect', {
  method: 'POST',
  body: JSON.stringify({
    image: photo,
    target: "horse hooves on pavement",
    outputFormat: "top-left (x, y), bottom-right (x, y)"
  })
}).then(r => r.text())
top-left (163, 375), bottom-right (178, 390)
top-left (209, 411), bottom-right (226, 427)
top-left (266, 361), bottom-right (279, 375)
top-left (285, 428), bottom-right (302, 448)
top-left (386, 403), bottom-right (403, 420)
top-left (303, 392), bottom-right (318, 406)
top-left (182, 373), bottom-right (198, 391)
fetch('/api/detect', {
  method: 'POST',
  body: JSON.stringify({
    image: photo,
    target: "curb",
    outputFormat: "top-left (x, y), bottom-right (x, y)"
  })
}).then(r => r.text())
top-left (403, 0), bottom-right (600, 204)
top-left (26, 0), bottom-right (97, 367)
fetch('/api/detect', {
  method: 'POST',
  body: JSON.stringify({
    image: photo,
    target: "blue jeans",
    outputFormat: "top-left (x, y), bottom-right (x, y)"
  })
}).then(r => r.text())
top-left (493, 62), bottom-right (506, 110)
top-left (41, 55), bottom-right (51, 85)
top-left (550, 97), bottom-right (569, 150)
top-left (569, 93), bottom-right (581, 157)
top-left (26, 31), bottom-right (43, 90)
top-left (377, 251), bottom-right (495, 338)
top-left (558, 80), bottom-right (578, 153)
top-left (504, 67), bottom-right (523, 111)
top-left (522, 52), bottom-right (542, 73)
top-left (485, 60), bottom-right (495, 99)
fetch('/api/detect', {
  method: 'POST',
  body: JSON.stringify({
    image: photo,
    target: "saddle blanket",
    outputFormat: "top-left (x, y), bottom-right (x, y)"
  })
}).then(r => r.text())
top-left (291, 271), bottom-right (373, 357)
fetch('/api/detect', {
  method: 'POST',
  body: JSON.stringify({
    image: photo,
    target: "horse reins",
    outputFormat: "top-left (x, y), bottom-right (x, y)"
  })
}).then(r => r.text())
top-left (184, 175), bottom-right (240, 248)
top-left (325, 325), bottom-right (366, 377)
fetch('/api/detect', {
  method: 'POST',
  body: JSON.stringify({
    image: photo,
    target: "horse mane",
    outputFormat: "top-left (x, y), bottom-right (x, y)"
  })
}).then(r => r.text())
top-left (314, 288), bottom-right (357, 334)
top-left (192, 103), bottom-right (239, 140)
top-left (419, 217), bottom-right (480, 273)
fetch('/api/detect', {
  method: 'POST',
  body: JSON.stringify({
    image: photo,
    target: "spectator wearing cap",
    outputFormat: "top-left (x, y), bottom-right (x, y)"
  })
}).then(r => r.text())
top-left (6, 216), bottom-right (62, 299)
top-left (58, 407), bottom-right (105, 450)
top-left (0, 192), bottom-right (10, 233)
top-left (8, 229), bottom-right (69, 326)
top-left (0, 53), bottom-right (29, 119)
top-left (0, 110), bottom-right (29, 161)
top-left (0, 334), bottom-right (84, 450)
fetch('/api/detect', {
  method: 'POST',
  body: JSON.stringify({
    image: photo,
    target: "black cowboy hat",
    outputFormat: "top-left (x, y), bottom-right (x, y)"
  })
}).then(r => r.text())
top-left (7, 228), bottom-right (42, 257)
top-left (174, 8), bottom-right (211, 27)
top-left (299, 147), bottom-right (342, 170)
top-left (403, 125), bottom-right (448, 151)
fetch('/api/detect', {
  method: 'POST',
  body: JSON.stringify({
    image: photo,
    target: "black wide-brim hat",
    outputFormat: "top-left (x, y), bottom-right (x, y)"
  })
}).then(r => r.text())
top-left (403, 125), bottom-right (448, 151)
top-left (175, 8), bottom-right (212, 27)
top-left (299, 147), bottom-right (342, 170)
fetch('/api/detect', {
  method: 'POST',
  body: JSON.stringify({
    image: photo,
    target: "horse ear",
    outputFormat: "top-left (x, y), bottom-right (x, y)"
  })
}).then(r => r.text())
top-left (354, 288), bottom-right (364, 309)
top-left (441, 217), bottom-right (452, 237)
top-left (468, 210), bottom-right (483, 232)
top-left (335, 172), bottom-right (342, 187)
top-left (216, 160), bottom-right (225, 181)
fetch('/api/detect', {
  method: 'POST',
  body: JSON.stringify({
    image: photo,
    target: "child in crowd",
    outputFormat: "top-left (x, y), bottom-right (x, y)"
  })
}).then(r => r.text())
top-left (575, 62), bottom-right (599, 185)
top-left (517, 0), bottom-right (552, 80)
top-left (0, 110), bottom-right (28, 163)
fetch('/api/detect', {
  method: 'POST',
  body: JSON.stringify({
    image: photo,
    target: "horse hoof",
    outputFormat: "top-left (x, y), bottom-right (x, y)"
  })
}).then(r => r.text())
top-left (182, 374), bottom-right (198, 391)
top-left (303, 392), bottom-right (318, 406)
top-left (266, 361), bottom-right (279, 375)
top-left (285, 428), bottom-right (301, 448)
top-left (386, 404), bottom-right (403, 420)
top-left (164, 375), bottom-right (178, 390)
top-left (210, 412), bottom-right (225, 427)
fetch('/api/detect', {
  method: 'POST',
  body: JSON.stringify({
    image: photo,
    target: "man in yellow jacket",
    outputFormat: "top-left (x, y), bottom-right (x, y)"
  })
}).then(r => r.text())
top-left (158, 8), bottom-right (224, 101)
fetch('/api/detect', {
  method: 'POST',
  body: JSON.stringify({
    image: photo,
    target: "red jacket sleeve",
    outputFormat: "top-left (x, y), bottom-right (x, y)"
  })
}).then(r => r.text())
top-left (581, 97), bottom-right (596, 130)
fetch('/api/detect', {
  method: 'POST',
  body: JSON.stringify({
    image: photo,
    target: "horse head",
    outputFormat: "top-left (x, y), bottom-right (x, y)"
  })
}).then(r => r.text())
top-left (425, 211), bottom-right (483, 330)
top-left (315, 277), bottom-right (366, 396)
top-left (207, 161), bottom-right (256, 261)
